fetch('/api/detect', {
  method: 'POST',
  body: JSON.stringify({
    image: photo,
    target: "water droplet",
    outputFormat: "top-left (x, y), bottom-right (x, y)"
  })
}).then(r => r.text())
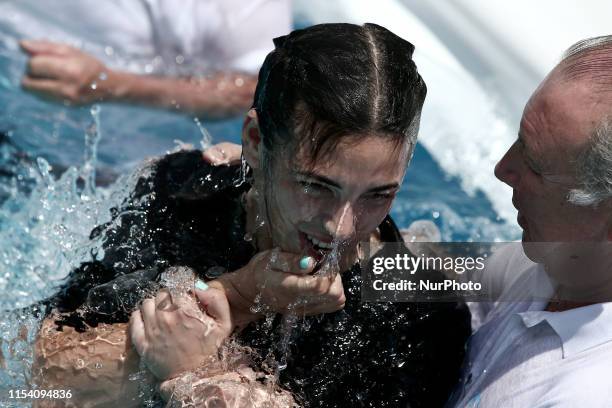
top-left (432, 211), bottom-right (440, 219)
top-left (194, 117), bottom-right (212, 149)
top-left (98, 72), bottom-right (108, 81)
top-left (90, 81), bottom-right (97, 90)
top-left (90, 104), bottom-right (101, 116)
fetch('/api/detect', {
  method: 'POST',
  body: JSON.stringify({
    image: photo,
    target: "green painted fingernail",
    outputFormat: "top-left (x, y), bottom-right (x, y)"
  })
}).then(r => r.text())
top-left (299, 256), bottom-right (313, 270)
top-left (195, 279), bottom-right (209, 291)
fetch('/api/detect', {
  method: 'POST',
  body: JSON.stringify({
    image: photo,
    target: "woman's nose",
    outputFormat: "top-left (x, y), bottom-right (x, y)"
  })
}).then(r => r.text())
top-left (325, 202), bottom-right (356, 242)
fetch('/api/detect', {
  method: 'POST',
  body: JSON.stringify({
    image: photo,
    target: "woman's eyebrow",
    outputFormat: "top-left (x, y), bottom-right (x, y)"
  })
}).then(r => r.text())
top-left (294, 170), bottom-right (341, 188)
top-left (366, 183), bottom-right (400, 193)
top-left (293, 170), bottom-right (399, 192)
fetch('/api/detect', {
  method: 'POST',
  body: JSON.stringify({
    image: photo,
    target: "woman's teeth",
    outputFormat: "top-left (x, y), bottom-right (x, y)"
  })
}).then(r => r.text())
top-left (306, 234), bottom-right (333, 250)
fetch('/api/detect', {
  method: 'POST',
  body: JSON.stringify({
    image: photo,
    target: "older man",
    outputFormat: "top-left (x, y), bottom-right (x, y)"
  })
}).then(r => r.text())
top-left (448, 36), bottom-right (612, 407)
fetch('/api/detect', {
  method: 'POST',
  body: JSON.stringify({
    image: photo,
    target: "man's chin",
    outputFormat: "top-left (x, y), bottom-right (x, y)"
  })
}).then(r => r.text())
top-left (521, 228), bottom-right (530, 242)
top-left (520, 229), bottom-right (545, 263)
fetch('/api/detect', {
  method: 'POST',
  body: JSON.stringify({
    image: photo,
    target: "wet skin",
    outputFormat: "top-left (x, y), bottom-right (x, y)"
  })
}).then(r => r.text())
top-left (243, 110), bottom-right (412, 272)
top-left (494, 68), bottom-right (612, 301)
top-left (495, 69), bottom-right (612, 247)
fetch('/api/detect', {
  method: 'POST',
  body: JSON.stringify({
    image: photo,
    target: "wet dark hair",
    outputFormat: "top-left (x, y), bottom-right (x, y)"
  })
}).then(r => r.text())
top-left (252, 23), bottom-right (427, 165)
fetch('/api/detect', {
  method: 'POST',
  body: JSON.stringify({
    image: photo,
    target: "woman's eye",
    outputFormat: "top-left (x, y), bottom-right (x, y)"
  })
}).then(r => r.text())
top-left (299, 181), bottom-right (328, 195)
top-left (366, 192), bottom-right (395, 201)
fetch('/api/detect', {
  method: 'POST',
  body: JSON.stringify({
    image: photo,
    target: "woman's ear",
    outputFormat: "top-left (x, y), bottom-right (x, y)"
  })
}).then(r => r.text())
top-left (241, 109), bottom-right (262, 169)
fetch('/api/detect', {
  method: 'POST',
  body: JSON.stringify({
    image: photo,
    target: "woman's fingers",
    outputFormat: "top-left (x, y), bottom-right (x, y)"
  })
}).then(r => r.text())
top-left (275, 271), bottom-right (345, 312)
top-left (154, 289), bottom-right (177, 312)
top-left (141, 298), bottom-right (157, 334)
top-left (194, 281), bottom-right (233, 334)
top-left (265, 249), bottom-right (316, 275)
top-left (128, 284), bottom-right (232, 380)
top-left (129, 310), bottom-right (147, 356)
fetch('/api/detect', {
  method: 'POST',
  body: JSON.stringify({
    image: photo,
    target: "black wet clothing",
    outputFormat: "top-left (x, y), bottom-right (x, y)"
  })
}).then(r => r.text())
top-left (46, 150), bottom-right (471, 408)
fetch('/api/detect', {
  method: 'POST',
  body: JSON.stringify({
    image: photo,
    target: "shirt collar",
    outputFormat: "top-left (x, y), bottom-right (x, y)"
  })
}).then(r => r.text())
top-left (519, 302), bottom-right (612, 358)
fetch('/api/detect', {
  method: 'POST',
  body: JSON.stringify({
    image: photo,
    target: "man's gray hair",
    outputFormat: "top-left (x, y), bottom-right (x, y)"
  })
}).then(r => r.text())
top-left (568, 119), bottom-right (612, 206)
top-left (560, 36), bottom-right (612, 206)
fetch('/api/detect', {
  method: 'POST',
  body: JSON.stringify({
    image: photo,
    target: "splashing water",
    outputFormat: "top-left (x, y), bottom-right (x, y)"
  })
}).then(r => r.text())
top-left (0, 4), bottom-right (530, 403)
top-left (194, 117), bottom-right (213, 150)
top-left (0, 106), bottom-right (152, 399)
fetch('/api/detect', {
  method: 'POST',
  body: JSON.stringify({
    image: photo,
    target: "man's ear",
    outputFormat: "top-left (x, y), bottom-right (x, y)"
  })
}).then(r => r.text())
top-left (242, 109), bottom-right (262, 169)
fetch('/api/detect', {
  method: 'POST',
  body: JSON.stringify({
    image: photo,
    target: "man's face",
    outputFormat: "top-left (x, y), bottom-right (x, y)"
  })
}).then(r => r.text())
top-left (494, 71), bottom-right (611, 249)
top-left (259, 136), bottom-right (409, 270)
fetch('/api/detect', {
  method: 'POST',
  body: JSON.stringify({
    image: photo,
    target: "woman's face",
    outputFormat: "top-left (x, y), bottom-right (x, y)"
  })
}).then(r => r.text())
top-left (257, 135), bottom-right (410, 269)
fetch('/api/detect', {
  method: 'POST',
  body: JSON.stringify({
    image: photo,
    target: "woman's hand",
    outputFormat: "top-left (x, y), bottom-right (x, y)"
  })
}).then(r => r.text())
top-left (20, 40), bottom-right (114, 104)
top-left (202, 142), bottom-right (242, 166)
top-left (212, 249), bottom-right (346, 325)
top-left (129, 282), bottom-right (232, 381)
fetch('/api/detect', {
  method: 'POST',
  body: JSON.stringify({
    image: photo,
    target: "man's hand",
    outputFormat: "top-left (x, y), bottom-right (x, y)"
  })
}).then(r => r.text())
top-left (20, 40), bottom-right (111, 104)
top-left (19, 40), bottom-right (257, 117)
top-left (129, 284), bottom-right (233, 381)
top-left (213, 249), bottom-right (346, 325)
top-left (202, 142), bottom-right (242, 166)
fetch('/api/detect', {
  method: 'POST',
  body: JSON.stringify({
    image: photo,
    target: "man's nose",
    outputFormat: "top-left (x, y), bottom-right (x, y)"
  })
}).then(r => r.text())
top-left (494, 143), bottom-right (521, 188)
top-left (325, 201), bottom-right (356, 242)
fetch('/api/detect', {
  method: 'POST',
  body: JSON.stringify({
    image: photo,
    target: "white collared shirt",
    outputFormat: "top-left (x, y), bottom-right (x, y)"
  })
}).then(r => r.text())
top-left (449, 248), bottom-right (612, 408)
top-left (0, 0), bottom-right (291, 75)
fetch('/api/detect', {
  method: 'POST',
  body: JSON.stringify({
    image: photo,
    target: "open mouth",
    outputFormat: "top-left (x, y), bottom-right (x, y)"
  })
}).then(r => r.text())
top-left (299, 231), bottom-right (334, 262)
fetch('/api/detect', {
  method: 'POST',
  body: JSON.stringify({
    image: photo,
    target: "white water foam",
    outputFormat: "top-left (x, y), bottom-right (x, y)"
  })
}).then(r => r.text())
top-left (295, 0), bottom-right (521, 232)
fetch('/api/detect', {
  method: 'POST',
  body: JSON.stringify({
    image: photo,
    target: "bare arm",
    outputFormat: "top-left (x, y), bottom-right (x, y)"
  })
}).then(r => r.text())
top-left (32, 317), bottom-right (149, 408)
top-left (33, 288), bottom-right (294, 407)
top-left (20, 40), bottom-right (256, 119)
top-left (102, 70), bottom-right (256, 119)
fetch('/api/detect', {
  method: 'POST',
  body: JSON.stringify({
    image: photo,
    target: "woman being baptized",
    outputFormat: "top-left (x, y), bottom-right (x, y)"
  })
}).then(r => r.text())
top-left (31, 23), bottom-right (470, 407)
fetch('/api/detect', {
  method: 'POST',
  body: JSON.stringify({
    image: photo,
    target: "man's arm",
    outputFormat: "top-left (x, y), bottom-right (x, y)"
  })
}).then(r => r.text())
top-left (32, 318), bottom-right (149, 407)
top-left (20, 40), bottom-right (256, 119)
top-left (102, 70), bottom-right (257, 119)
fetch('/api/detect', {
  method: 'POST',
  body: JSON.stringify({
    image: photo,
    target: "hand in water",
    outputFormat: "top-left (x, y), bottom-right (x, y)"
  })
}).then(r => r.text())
top-left (216, 248), bottom-right (346, 324)
top-left (202, 142), bottom-right (242, 166)
top-left (20, 40), bottom-right (111, 104)
top-left (129, 283), bottom-right (233, 380)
